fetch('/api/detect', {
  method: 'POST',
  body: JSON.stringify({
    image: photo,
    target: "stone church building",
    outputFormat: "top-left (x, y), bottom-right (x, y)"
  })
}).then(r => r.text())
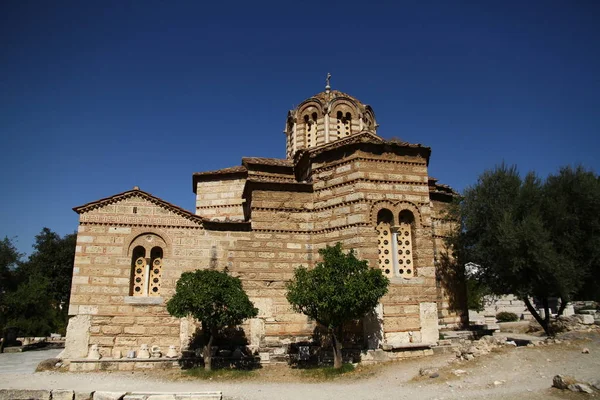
top-left (63, 84), bottom-right (465, 364)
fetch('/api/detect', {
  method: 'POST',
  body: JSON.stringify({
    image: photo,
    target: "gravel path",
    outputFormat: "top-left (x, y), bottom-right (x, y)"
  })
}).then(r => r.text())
top-left (1, 331), bottom-right (598, 399)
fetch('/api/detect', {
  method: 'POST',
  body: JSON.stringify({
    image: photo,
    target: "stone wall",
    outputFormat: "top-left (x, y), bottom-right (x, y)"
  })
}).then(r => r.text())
top-left (67, 143), bottom-right (463, 361)
top-left (195, 177), bottom-right (246, 220)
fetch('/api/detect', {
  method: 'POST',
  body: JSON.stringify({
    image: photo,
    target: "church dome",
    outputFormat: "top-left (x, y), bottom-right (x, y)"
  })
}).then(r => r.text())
top-left (284, 83), bottom-right (378, 159)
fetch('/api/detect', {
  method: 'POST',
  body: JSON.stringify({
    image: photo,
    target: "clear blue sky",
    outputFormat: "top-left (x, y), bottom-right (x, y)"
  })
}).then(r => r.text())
top-left (1, 0), bottom-right (599, 256)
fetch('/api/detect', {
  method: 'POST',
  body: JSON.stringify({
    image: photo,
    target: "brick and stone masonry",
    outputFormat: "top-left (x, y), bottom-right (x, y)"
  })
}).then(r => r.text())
top-left (63, 87), bottom-right (466, 364)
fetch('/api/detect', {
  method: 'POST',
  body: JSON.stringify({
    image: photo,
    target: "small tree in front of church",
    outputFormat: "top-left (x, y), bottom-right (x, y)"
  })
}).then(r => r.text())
top-left (167, 269), bottom-right (258, 371)
top-left (286, 243), bottom-right (389, 369)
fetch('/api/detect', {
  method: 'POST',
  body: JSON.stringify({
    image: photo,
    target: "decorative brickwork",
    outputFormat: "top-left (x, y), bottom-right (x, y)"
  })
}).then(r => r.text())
top-left (64, 86), bottom-right (466, 363)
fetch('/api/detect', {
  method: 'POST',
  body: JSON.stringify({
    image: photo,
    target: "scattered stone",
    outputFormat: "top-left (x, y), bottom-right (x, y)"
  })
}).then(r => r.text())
top-left (493, 380), bottom-right (505, 386)
top-left (506, 341), bottom-right (517, 346)
top-left (419, 367), bottom-right (439, 377)
top-left (568, 383), bottom-right (594, 393)
top-left (582, 348), bottom-right (590, 354)
top-left (464, 354), bottom-right (474, 361)
top-left (35, 358), bottom-right (62, 372)
top-left (453, 369), bottom-right (467, 376)
top-left (553, 375), bottom-right (577, 390)
top-left (429, 372), bottom-right (440, 378)
top-left (589, 379), bottom-right (600, 391)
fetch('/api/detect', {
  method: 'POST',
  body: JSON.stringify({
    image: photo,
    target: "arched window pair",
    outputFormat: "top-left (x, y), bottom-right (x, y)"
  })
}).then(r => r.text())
top-left (130, 245), bottom-right (163, 297)
top-left (376, 209), bottom-right (415, 279)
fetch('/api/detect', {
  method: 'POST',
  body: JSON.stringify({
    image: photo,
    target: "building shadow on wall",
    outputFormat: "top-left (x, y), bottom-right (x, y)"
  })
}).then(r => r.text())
top-left (436, 246), bottom-right (468, 327)
top-left (179, 326), bottom-right (261, 370)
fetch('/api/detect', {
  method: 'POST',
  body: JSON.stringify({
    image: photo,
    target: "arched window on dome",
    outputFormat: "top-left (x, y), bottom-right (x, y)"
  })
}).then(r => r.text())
top-left (396, 210), bottom-right (415, 278)
top-left (336, 111), bottom-right (352, 138)
top-left (376, 209), bottom-right (394, 277)
top-left (304, 112), bottom-right (318, 148)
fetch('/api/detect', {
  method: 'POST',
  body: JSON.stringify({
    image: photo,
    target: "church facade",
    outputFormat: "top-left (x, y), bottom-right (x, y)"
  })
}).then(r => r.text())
top-left (63, 85), bottom-right (465, 363)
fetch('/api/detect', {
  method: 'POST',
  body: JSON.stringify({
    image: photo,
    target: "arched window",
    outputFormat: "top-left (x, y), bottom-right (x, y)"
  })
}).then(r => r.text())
top-left (304, 112), bottom-right (318, 148)
top-left (397, 210), bottom-right (415, 278)
top-left (149, 247), bottom-right (163, 296)
top-left (130, 246), bottom-right (147, 296)
top-left (130, 244), bottom-right (164, 297)
top-left (376, 209), bottom-right (394, 277)
top-left (336, 111), bottom-right (352, 137)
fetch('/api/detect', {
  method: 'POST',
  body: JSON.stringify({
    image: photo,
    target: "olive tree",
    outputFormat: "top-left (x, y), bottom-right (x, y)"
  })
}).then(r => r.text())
top-left (454, 164), bottom-right (600, 335)
top-left (286, 243), bottom-right (389, 369)
top-left (167, 269), bottom-right (258, 370)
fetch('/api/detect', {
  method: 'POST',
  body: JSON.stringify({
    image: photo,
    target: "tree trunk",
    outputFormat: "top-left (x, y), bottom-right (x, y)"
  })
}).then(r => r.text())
top-left (330, 326), bottom-right (343, 369)
top-left (203, 328), bottom-right (215, 371)
top-left (556, 297), bottom-right (567, 317)
top-left (523, 297), bottom-right (551, 336)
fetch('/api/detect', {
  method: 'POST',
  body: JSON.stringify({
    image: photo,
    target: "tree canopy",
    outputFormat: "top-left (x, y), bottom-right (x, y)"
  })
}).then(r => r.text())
top-left (0, 228), bottom-right (76, 337)
top-left (454, 164), bottom-right (600, 335)
top-left (286, 243), bottom-right (389, 368)
top-left (166, 269), bottom-right (258, 370)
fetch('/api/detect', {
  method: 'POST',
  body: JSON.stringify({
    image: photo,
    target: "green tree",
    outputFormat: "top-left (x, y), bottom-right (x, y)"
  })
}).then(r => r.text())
top-left (1, 228), bottom-right (76, 336)
top-left (17, 228), bottom-right (77, 334)
top-left (0, 237), bottom-right (22, 333)
top-left (166, 269), bottom-right (258, 371)
top-left (542, 166), bottom-right (600, 303)
top-left (286, 243), bottom-right (389, 369)
top-left (454, 164), bottom-right (599, 335)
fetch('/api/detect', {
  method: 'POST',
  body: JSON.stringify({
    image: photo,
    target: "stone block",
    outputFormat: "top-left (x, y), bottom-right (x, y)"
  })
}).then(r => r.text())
top-left (93, 393), bottom-right (126, 400)
top-left (74, 392), bottom-right (93, 400)
top-left (52, 390), bottom-right (74, 400)
top-left (576, 314), bottom-right (595, 325)
top-left (0, 390), bottom-right (51, 400)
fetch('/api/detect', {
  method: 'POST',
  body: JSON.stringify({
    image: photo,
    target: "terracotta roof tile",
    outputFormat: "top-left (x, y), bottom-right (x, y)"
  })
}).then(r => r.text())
top-left (193, 165), bottom-right (247, 176)
top-left (242, 157), bottom-right (293, 168)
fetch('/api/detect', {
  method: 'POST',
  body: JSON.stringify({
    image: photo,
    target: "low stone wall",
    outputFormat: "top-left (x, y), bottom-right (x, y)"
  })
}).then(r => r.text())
top-left (0, 390), bottom-right (221, 400)
top-left (68, 358), bottom-right (179, 372)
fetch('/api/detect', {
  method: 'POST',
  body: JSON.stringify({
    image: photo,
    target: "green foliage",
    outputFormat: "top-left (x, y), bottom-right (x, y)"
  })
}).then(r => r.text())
top-left (0, 229), bottom-right (76, 336)
top-left (0, 237), bottom-right (23, 333)
top-left (286, 243), bottom-right (389, 329)
top-left (496, 311), bottom-right (519, 322)
top-left (453, 164), bottom-right (600, 334)
top-left (465, 277), bottom-right (488, 312)
top-left (167, 269), bottom-right (258, 330)
top-left (542, 166), bottom-right (600, 301)
top-left (286, 243), bottom-right (389, 368)
top-left (167, 269), bottom-right (257, 370)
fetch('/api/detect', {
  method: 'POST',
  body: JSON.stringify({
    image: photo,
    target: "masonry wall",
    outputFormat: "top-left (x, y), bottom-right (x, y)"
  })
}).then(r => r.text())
top-left (431, 199), bottom-right (467, 329)
top-left (309, 149), bottom-right (439, 346)
top-left (66, 148), bottom-right (464, 361)
top-left (195, 177), bottom-right (246, 220)
top-left (67, 195), bottom-right (252, 359)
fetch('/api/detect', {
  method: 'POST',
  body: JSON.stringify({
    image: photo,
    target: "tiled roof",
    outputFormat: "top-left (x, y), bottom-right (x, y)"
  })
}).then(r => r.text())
top-left (242, 157), bottom-right (293, 168)
top-left (193, 165), bottom-right (247, 176)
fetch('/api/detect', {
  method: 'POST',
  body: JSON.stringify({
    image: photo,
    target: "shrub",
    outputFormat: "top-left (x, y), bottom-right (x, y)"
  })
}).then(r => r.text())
top-left (496, 311), bottom-right (519, 322)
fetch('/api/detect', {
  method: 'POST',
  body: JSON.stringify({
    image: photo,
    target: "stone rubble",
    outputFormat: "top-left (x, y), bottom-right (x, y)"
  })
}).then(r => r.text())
top-left (553, 375), bottom-right (598, 394)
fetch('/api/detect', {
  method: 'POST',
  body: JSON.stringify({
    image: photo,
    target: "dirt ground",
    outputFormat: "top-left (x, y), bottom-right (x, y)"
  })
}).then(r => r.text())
top-left (1, 330), bottom-right (599, 400)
